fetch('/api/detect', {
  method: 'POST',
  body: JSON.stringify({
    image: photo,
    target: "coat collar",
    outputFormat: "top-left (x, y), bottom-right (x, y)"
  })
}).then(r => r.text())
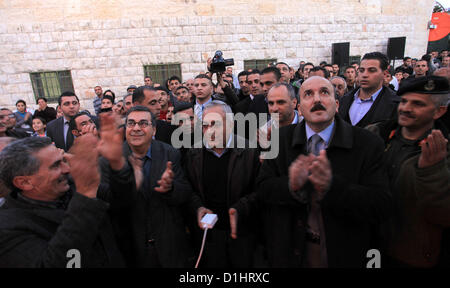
top-left (291, 115), bottom-right (353, 150)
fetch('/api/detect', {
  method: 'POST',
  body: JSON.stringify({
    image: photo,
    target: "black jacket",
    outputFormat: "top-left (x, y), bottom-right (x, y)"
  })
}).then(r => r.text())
top-left (256, 116), bottom-right (392, 267)
top-left (0, 189), bottom-right (124, 268)
top-left (183, 135), bottom-right (261, 234)
top-left (99, 140), bottom-right (194, 267)
top-left (338, 86), bottom-right (400, 128)
top-left (46, 117), bottom-right (74, 152)
top-left (33, 106), bottom-right (57, 124)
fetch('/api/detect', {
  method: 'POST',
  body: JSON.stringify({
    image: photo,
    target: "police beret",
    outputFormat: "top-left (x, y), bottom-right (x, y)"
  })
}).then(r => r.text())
top-left (127, 85), bottom-right (138, 91)
top-left (397, 75), bottom-right (449, 96)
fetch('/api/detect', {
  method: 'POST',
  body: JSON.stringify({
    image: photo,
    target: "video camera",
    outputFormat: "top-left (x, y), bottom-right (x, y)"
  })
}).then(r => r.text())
top-left (209, 50), bottom-right (234, 73)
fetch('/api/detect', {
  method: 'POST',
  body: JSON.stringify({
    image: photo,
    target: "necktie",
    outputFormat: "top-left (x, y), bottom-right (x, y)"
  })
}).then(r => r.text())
top-left (64, 121), bottom-right (70, 150)
top-left (309, 134), bottom-right (323, 156)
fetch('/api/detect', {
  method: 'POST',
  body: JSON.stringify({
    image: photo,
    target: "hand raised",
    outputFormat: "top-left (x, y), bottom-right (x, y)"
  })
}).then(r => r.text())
top-left (418, 130), bottom-right (448, 168)
top-left (308, 150), bottom-right (332, 199)
top-left (154, 161), bottom-right (174, 193)
top-left (289, 154), bottom-right (314, 191)
top-left (67, 134), bottom-right (100, 198)
top-left (97, 113), bottom-right (125, 170)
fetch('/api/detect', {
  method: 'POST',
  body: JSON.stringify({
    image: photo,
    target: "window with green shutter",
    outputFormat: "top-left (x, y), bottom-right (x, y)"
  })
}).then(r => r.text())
top-left (30, 71), bottom-right (74, 103)
top-left (143, 63), bottom-right (182, 87)
top-left (244, 59), bottom-right (277, 71)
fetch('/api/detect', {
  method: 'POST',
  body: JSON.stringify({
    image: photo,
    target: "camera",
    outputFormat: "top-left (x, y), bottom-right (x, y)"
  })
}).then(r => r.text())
top-left (209, 51), bottom-right (234, 73)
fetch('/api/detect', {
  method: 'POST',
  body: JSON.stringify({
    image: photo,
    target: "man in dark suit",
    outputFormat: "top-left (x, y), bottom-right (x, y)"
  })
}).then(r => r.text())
top-left (132, 86), bottom-right (176, 145)
top-left (338, 52), bottom-right (400, 128)
top-left (46, 92), bottom-right (80, 151)
top-left (257, 76), bottom-right (392, 267)
top-left (98, 106), bottom-right (193, 267)
top-left (0, 136), bottom-right (125, 267)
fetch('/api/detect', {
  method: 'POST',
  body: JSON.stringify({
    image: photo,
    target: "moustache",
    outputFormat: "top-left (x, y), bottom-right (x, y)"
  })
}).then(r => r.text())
top-left (311, 103), bottom-right (327, 112)
top-left (399, 111), bottom-right (414, 118)
top-left (58, 174), bottom-right (69, 183)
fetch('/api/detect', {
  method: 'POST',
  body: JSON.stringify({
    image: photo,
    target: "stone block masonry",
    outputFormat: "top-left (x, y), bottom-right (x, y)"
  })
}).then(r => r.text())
top-left (0, 0), bottom-right (435, 111)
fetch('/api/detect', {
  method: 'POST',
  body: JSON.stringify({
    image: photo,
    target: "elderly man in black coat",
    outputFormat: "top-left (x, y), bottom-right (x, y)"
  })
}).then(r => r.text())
top-left (183, 100), bottom-right (261, 268)
top-left (0, 135), bottom-right (125, 268)
top-left (257, 76), bottom-right (392, 267)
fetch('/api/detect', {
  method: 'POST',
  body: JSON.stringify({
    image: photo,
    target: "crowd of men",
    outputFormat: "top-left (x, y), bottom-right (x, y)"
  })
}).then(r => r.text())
top-left (0, 49), bottom-right (449, 268)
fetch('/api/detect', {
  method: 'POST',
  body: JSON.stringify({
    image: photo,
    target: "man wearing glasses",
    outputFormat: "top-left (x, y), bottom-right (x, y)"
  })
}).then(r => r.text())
top-left (99, 105), bottom-right (193, 267)
top-left (0, 108), bottom-right (29, 139)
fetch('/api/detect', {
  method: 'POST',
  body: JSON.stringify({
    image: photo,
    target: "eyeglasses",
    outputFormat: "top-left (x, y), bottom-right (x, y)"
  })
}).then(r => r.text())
top-left (126, 120), bottom-right (150, 128)
top-left (0, 114), bottom-right (15, 120)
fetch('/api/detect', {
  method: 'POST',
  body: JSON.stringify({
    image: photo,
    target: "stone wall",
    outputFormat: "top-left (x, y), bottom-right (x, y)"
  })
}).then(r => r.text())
top-left (0, 0), bottom-right (435, 110)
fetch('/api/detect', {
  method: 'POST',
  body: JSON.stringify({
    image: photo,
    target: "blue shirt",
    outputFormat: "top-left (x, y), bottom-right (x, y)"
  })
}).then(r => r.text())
top-left (194, 97), bottom-right (212, 121)
top-left (305, 121), bottom-right (335, 152)
top-left (349, 87), bottom-right (382, 126)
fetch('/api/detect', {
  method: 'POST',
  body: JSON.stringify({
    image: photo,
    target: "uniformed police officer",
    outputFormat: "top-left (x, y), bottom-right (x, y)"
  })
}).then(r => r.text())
top-left (368, 75), bottom-right (449, 268)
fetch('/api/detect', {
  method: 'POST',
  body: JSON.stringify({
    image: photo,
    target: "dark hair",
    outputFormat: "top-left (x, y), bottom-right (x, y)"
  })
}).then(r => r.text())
top-left (36, 97), bottom-right (47, 104)
top-left (69, 111), bottom-right (92, 132)
top-left (403, 57), bottom-right (411, 61)
top-left (350, 61), bottom-right (360, 66)
top-left (132, 86), bottom-right (157, 104)
top-left (418, 57), bottom-right (430, 66)
top-left (175, 86), bottom-right (189, 92)
top-left (102, 95), bottom-right (114, 104)
top-left (0, 137), bottom-right (52, 190)
top-left (302, 62), bottom-right (314, 72)
top-left (361, 52), bottom-right (389, 70)
top-left (155, 86), bottom-right (170, 94)
top-left (261, 66), bottom-right (282, 81)
top-left (345, 66), bottom-right (357, 73)
top-left (168, 75), bottom-right (181, 83)
top-left (144, 75), bottom-right (152, 80)
top-left (324, 64), bottom-right (333, 69)
top-left (394, 66), bottom-right (404, 74)
top-left (319, 61), bottom-right (327, 66)
top-left (15, 100), bottom-right (26, 107)
top-left (310, 66), bottom-right (330, 79)
top-left (194, 74), bottom-right (213, 85)
top-left (237, 70), bottom-right (249, 79)
top-left (103, 90), bottom-right (116, 103)
top-left (58, 91), bottom-right (79, 106)
top-left (125, 105), bottom-right (157, 128)
top-left (32, 116), bottom-right (47, 126)
top-left (247, 69), bottom-right (261, 76)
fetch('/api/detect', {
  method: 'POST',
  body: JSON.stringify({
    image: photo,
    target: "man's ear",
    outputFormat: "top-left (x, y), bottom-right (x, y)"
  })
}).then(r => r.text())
top-left (12, 176), bottom-right (34, 192)
top-left (72, 129), bottom-right (80, 137)
top-left (433, 105), bottom-right (448, 120)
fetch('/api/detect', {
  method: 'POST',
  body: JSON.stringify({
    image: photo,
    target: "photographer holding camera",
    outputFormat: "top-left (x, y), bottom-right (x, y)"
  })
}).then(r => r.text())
top-left (191, 51), bottom-right (239, 120)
